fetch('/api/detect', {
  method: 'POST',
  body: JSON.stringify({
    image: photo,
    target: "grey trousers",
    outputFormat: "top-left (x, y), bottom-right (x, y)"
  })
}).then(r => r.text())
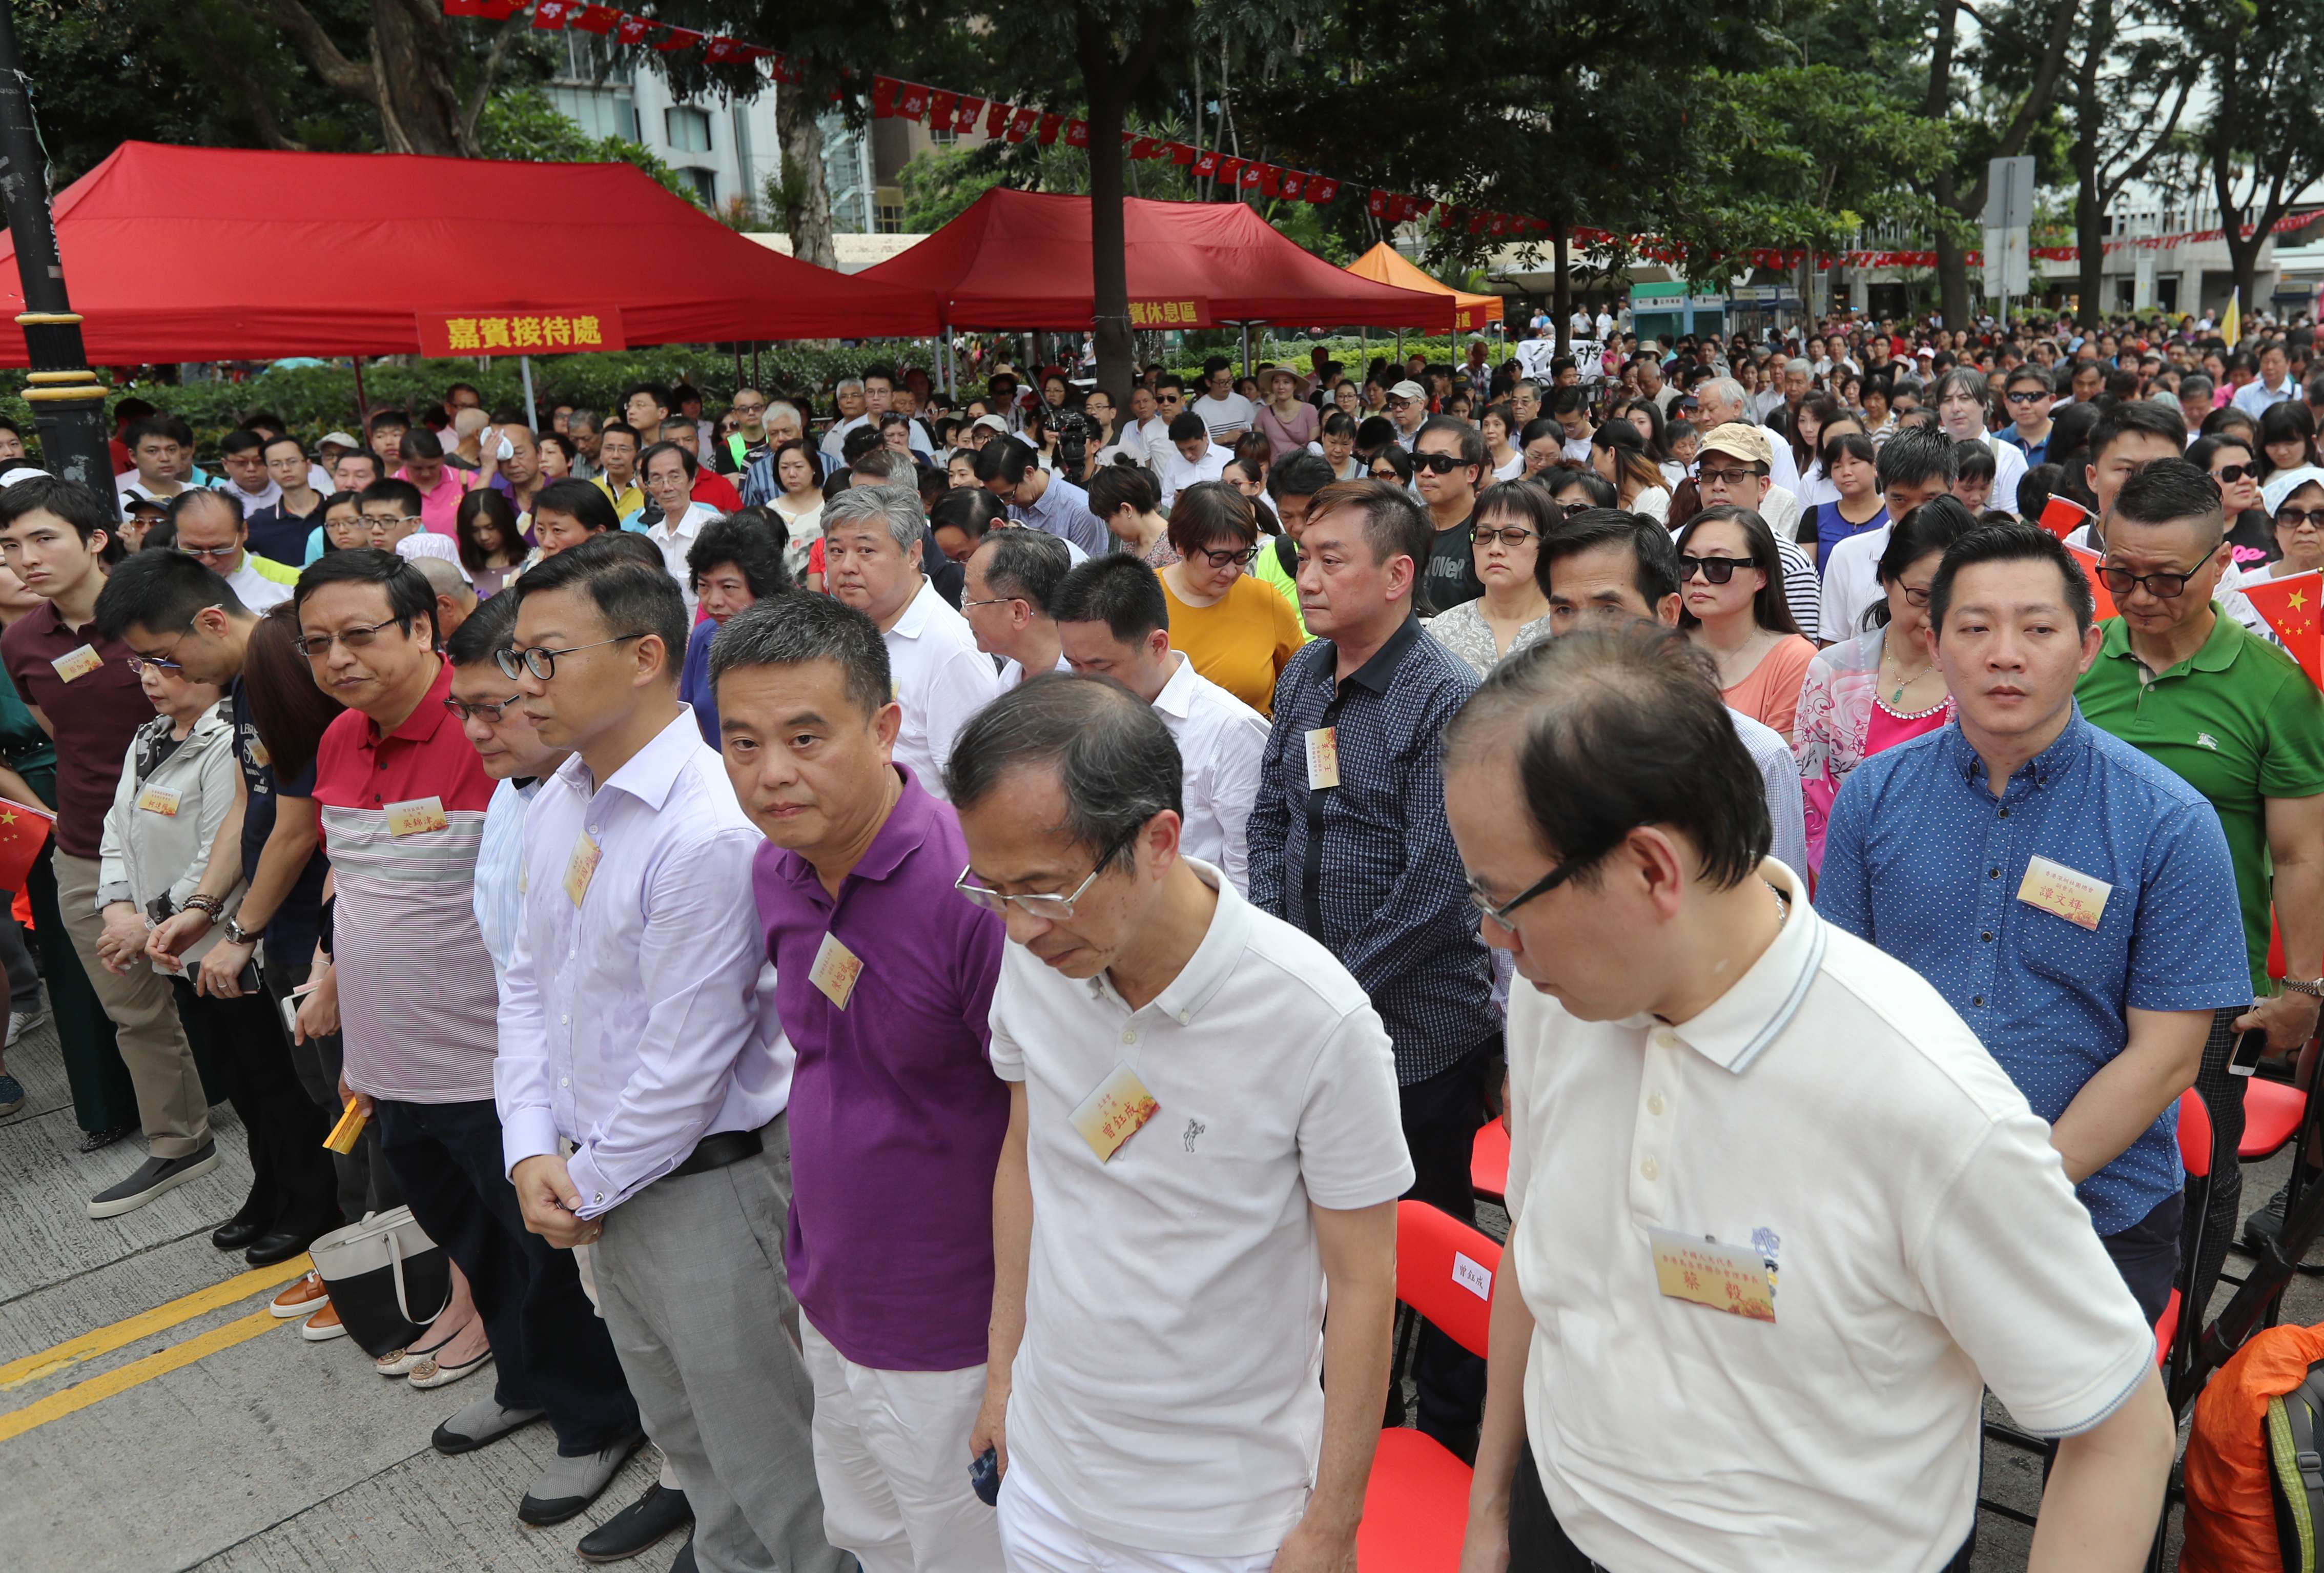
top-left (591, 1114), bottom-right (844, 1573)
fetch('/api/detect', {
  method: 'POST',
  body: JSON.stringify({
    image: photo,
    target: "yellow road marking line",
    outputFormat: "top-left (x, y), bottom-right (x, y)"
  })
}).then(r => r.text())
top-left (0, 1307), bottom-right (289, 1442)
top-left (0, 1254), bottom-right (312, 1391)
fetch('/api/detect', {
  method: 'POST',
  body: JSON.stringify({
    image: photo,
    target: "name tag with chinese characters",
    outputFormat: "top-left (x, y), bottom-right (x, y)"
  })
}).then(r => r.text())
top-left (135, 784), bottom-right (181, 817)
top-left (563, 831), bottom-right (601, 907)
top-left (2018, 854), bottom-right (2111, 931)
top-left (383, 796), bottom-right (448, 837)
top-left (809, 931), bottom-right (863, 1010)
top-left (246, 736), bottom-right (271, 768)
top-left (50, 644), bottom-right (102, 683)
top-left (1648, 1228), bottom-right (1776, 1322)
top-left (1304, 726), bottom-right (1340, 790)
top-left (1070, 1064), bottom-right (1159, 1163)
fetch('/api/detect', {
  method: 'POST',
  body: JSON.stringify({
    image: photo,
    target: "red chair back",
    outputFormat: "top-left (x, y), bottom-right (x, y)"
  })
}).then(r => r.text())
top-left (2178, 1087), bottom-right (2213, 1179)
top-left (1395, 1199), bottom-right (1502, 1359)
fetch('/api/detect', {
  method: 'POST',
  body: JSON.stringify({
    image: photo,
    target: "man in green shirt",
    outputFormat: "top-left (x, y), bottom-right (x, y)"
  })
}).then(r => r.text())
top-left (2076, 459), bottom-right (2324, 1255)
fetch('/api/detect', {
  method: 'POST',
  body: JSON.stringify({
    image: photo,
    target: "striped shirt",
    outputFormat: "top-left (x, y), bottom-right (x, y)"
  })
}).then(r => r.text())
top-left (313, 660), bottom-right (499, 1104)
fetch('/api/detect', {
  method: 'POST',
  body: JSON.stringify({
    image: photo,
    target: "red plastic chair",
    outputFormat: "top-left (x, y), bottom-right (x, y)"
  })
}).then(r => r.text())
top-left (1471, 1117), bottom-right (1509, 1205)
top-left (2156, 1088), bottom-right (2215, 1379)
top-left (2241, 913), bottom-right (2311, 1160)
top-left (1359, 1201), bottom-right (1502, 1573)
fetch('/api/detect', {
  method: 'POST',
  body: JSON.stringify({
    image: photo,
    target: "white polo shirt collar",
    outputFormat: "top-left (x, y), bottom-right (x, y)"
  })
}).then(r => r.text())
top-left (1081, 858), bottom-right (1250, 1029)
top-left (888, 575), bottom-right (940, 641)
top-left (1645, 860), bottom-right (1826, 1075)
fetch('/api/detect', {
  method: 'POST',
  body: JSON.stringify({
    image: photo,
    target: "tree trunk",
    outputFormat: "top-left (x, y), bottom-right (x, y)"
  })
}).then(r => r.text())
top-left (1085, 79), bottom-right (1134, 407)
top-left (243, 0), bottom-right (473, 156)
top-left (2072, 0), bottom-right (2109, 328)
top-left (1937, 229), bottom-right (1971, 330)
top-left (1551, 216), bottom-right (1571, 358)
top-left (774, 81), bottom-right (837, 270)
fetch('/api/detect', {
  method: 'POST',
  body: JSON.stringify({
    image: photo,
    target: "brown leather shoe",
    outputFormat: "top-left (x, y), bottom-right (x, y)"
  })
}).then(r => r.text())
top-left (300, 1302), bottom-right (346, 1342)
top-left (269, 1270), bottom-right (328, 1319)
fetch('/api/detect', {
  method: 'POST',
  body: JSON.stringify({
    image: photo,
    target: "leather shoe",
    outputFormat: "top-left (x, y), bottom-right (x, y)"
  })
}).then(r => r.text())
top-left (244, 1229), bottom-right (319, 1266)
top-left (578, 1481), bottom-right (692, 1562)
top-left (211, 1217), bottom-right (268, 1251)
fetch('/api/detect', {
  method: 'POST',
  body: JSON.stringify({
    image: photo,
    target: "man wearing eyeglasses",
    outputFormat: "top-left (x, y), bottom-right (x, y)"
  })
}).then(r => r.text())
top-left (716, 387), bottom-right (772, 476)
top-left (718, 591), bottom-right (1007, 1573)
top-left (300, 549), bottom-right (646, 1521)
top-left (1449, 623), bottom-right (2176, 1573)
top-left (1384, 380), bottom-right (1430, 451)
top-left (167, 489), bottom-right (293, 610)
top-left (2076, 462), bottom-right (2324, 1253)
top-left (1247, 479), bottom-right (1496, 1458)
top-left (950, 675), bottom-right (1408, 1573)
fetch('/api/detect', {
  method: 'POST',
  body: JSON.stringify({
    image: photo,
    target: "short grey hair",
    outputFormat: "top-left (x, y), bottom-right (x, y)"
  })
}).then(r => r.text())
top-left (833, 377), bottom-right (866, 397)
top-left (708, 590), bottom-right (892, 719)
top-left (857, 450), bottom-right (917, 485)
top-left (943, 673), bottom-right (1183, 872)
top-left (1935, 367), bottom-right (1991, 410)
top-left (1698, 377), bottom-right (1745, 413)
top-left (2179, 374), bottom-right (2214, 400)
top-left (1784, 358), bottom-right (1812, 377)
top-left (766, 400), bottom-right (803, 428)
top-left (566, 408), bottom-right (601, 433)
top-left (975, 527), bottom-right (1073, 614)
top-left (823, 483), bottom-right (926, 553)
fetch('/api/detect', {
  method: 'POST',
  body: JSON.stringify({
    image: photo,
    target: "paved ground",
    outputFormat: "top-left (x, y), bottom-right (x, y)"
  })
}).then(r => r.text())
top-left (4, 999), bottom-right (2319, 1572)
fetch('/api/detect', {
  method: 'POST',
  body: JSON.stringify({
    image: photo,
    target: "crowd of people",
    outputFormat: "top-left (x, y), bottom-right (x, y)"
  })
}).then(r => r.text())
top-left (2, 299), bottom-right (2320, 1572)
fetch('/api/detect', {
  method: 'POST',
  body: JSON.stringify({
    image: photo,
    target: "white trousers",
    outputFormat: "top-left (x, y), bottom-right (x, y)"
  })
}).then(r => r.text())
top-left (801, 1319), bottom-right (1003, 1573)
top-left (995, 1459), bottom-right (1277, 1573)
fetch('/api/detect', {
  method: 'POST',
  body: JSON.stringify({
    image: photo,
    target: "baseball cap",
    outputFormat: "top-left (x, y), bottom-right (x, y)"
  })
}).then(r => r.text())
top-left (317, 431), bottom-right (360, 451)
top-left (1696, 423), bottom-right (1773, 468)
top-left (1388, 380), bottom-right (1428, 403)
top-left (971, 414), bottom-right (1010, 436)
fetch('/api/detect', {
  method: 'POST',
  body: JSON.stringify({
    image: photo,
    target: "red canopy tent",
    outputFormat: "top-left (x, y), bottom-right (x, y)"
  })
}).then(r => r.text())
top-left (0, 141), bottom-right (935, 365)
top-left (856, 188), bottom-right (1452, 331)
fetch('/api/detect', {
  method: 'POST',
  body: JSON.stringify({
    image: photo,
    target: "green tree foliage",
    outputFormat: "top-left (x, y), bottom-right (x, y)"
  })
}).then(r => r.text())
top-left (475, 85), bottom-right (697, 203)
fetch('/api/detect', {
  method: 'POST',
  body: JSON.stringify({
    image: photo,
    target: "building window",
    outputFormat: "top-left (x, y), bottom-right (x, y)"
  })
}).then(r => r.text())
top-left (931, 125), bottom-right (957, 148)
top-left (875, 200), bottom-right (905, 235)
top-left (682, 167), bottom-right (717, 206)
top-left (666, 106), bottom-right (713, 153)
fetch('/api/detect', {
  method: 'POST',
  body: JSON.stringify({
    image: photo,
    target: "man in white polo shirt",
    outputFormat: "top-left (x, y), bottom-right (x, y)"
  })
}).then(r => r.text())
top-left (1049, 554), bottom-right (1269, 894)
top-left (821, 485), bottom-right (999, 800)
top-left (1445, 625), bottom-right (2172, 1571)
top-left (947, 676), bottom-right (1409, 1573)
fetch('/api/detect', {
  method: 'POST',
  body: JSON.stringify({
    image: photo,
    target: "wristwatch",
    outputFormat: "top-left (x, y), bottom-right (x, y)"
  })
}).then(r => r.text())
top-left (222, 915), bottom-right (257, 947)
top-left (2280, 977), bottom-right (2324, 999)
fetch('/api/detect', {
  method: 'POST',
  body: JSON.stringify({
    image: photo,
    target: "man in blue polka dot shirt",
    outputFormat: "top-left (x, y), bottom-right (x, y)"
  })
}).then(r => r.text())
top-left (1818, 522), bottom-right (2250, 1325)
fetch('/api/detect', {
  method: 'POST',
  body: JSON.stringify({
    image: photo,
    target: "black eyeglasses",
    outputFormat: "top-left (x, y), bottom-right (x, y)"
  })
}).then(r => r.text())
top-left (1414, 452), bottom-right (1469, 476)
top-left (1697, 465), bottom-right (1763, 488)
top-left (1467, 857), bottom-right (1583, 927)
top-left (1474, 526), bottom-right (1539, 549)
top-left (496, 634), bottom-right (644, 681)
top-left (1191, 543), bottom-right (1261, 569)
top-left (2099, 541), bottom-right (2221, 600)
top-left (443, 694), bottom-right (523, 723)
top-left (1679, 554), bottom-right (1755, 584)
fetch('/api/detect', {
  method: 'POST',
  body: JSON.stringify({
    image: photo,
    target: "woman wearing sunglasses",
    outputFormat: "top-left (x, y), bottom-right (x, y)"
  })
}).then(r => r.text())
top-left (1157, 482), bottom-right (1305, 718)
top-left (1675, 505), bottom-right (1816, 742)
top-left (2189, 433), bottom-right (2277, 570)
top-left (2224, 465), bottom-right (2324, 610)
top-left (1421, 480), bottom-right (1555, 678)
top-left (1792, 497), bottom-right (1979, 874)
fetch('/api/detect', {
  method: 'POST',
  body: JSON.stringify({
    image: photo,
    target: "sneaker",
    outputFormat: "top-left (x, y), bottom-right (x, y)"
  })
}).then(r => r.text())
top-left (86, 1142), bottom-right (219, 1219)
top-left (577, 1480), bottom-right (692, 1563)
top-left (7, 1003), bottom-right (45, 1046)
top-left (0, 1073), bottom-right (22, 1117)
top-left (270, 1270), bottom-right (330, 1319)
top-left (518, 1431), bottom-right (645, 1527)
top-left (300, 1302), bottom-right (346, 1342)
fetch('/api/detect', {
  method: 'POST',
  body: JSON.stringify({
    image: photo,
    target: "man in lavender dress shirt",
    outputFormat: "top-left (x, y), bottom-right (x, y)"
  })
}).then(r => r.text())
top-left (493, 540), bottom-right (842, 1573)
top-left (718, 591), bottom-right (1010, 1572)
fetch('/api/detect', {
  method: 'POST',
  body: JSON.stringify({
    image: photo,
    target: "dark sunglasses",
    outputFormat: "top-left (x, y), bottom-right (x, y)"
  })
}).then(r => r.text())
top-left (1679, 554), bottom-right (1755, 584)
top-left (2278, 507), bottom-right (2324, 532)
top-left (2214, 463), bottom-right (2257, 484)
top-left (1413, 452), bottom-right (1470, 476)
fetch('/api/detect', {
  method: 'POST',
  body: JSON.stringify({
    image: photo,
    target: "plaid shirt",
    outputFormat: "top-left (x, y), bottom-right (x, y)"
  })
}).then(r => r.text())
top-left (1247, 616), bottom-right (1494, 1084)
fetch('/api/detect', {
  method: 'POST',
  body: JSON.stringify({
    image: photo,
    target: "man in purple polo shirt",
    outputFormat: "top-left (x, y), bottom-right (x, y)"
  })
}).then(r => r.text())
top-left (717, 593), bottom-right (1010, 1571)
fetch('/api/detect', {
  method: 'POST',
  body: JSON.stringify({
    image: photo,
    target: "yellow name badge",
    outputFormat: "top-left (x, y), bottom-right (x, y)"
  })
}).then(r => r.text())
top-left (382, 796), bottom-right (448, 837)
top-left (1070, 1063), bottom-right (1160, 1163)
top-left (50, 644), bottom-right (102, 683)
top-left (247, 737), bottom-right (271, 769)
top-left (563, 831), bottom-right (601, 907)
top-left (1304, 726), bottom-right (1340, 790)
top-left (135, 784), bottom-right (182, 817)
top-left (809, 930), bottom-right (863, 1010)
top-left (1647, 1228), bottom-right (1776, 1323)
top-left (2017, 854), bottom-right (2111, 931)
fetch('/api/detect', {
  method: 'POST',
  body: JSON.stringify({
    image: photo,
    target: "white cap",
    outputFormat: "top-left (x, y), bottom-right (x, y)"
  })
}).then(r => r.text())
top-left (395, 530), bottom-right (473, 584)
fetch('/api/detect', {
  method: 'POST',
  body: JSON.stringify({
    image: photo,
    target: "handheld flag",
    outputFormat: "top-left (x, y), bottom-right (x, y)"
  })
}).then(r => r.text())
top-left (2223, 287), bottom-right (2242, 352)
top-left (2039, 493), bottom-right (2091, 542)
top-left (0, 798), bottom-right (53, 895)
top-left (2237, 569), bottom-right (2323, 688)
top-left (2065, 543), bottom-right (2117, 621)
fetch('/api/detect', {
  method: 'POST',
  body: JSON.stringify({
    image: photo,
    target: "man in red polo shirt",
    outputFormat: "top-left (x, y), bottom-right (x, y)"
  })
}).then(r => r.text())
top-left (297, 549), bottom-right (642, 1530)
top-left (0, 476), bottom-right (214, 1207)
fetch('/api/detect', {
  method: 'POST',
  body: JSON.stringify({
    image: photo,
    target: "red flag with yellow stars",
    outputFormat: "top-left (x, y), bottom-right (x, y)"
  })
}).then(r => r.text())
top-left (2237, 569), bottom-right (2324, 689)
top-left (0, 799), bottom-right (53, 895)
top-left (2065, 543), bottom-right (2117, 622)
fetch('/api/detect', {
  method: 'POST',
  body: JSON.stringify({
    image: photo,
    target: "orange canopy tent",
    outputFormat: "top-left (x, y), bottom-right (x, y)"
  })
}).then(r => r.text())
top-left (1343, 243), bottom-right (1504, 334)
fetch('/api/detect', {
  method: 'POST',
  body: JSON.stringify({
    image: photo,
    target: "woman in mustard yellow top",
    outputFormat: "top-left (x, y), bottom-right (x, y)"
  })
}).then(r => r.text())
top-left (1159, 483), bottom-right (1306, 716)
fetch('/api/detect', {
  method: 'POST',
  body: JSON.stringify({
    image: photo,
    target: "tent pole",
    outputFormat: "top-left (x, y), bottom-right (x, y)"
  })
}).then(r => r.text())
top-left (1241, 323), bottom-right (1251, 379)
top-left (753, 343), bottom-right (761, 390)
top-left (732, 344), bottom-right (743, 395)
top-left (1396, 328), bottom-right (1404, 368)
top-left (351, 357), bottom-right (368, 430)
top-left (519, 355), bottom-right (537, 432)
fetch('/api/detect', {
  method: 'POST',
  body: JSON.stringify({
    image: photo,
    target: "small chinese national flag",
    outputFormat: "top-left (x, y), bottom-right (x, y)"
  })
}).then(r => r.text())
top-left (0, 799), bottom-right (53, 896)
top-left (2065, 543), bottom-right (2117, 621)
top-left (2039, 493), bottom-right (2091, 542)
top-left (570, 4), bottom-right (618, 33)
top-left (2237, 569), bottom-right (2324, 688)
